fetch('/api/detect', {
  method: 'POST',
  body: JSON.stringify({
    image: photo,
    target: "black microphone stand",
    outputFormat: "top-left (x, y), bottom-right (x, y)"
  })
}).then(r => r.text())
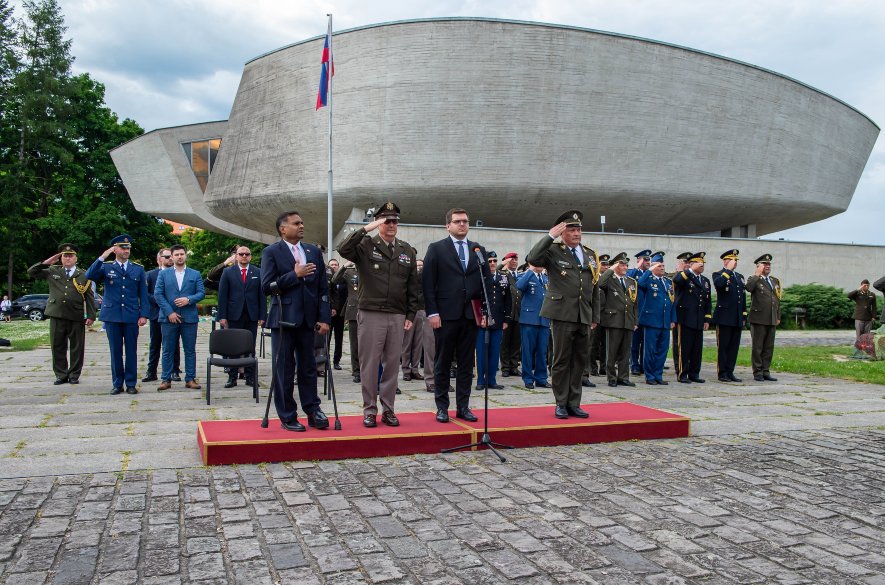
top-left (261, 289), bottom-right (284, 428)
top-left (442, 249), bottom-right (513, 462)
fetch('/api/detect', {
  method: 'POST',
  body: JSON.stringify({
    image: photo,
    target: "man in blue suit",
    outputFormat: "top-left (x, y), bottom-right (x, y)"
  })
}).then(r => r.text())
top-left (143, 248), bottom-right (180, 383)
top-left (637, 253), bottom-right (676, 385)
top-left (155, 244), bottom-right (205, 391)
top-left (516, 264), bottom-right (550, 389)
top-left (218, 245), bottom-right (266, 387)
top-left (261, 211), bottom-right (331, 432)
top-left (712, 249), bottom-right (747, 382)
top-left (626, 249), bottom-right (651, 375)
top-left (86, 234), bottom-right (150, 395)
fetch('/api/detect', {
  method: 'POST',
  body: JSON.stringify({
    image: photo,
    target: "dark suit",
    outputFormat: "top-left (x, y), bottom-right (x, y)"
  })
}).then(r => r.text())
top-left (261, 240), bottom-right (331, 424)
top-left (712, 268), bottom-right (746, 379)
top-left (218, 263), bottom-right (267, 381)
top-left (328, 269), bottom-right (348, 366)
top-left (423, 236), bottom-right (490, 413)
top-left (146, 267), bottom-right (179, 379)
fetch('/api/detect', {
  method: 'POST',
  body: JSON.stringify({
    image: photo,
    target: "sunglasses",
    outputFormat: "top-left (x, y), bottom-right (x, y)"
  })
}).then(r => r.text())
top-left (237, 252), bottom-right (252, 256)
top-left (383, 218), bottom-right (399, 225)
top-left (117, 245), bottom-right (131, 250)
top-left (161, 255), bottom-right (172, 259)
top-left (488, 259), bottom-right (498, 263)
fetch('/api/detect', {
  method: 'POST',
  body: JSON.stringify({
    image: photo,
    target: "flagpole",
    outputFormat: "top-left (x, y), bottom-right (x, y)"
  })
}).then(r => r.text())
top-left (326, 13), bottom-right (333, 261)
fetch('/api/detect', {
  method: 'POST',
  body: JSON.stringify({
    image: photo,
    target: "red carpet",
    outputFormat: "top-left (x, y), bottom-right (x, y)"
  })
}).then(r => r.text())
top-left (198, 402), bottom-right (689, 465)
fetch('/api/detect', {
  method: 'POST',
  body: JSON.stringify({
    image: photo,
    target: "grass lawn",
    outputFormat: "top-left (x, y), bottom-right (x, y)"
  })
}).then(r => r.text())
top-left (702, 345), bottom-right (885, 386)
top-left (0, 320), bottom-right (51, 351)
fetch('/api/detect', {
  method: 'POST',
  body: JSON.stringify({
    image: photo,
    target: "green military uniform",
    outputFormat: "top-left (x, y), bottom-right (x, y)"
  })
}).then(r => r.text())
top-left (587, 254), bottom-right (611, 378)
top-left (28, 243), bottom-right (97, 384)
top-left (332, 266), bottom-right (361, 381)
top-left (526, 211), bottom-right (600, 418)
top-left (668, 252), bottom-right (693, 375)
top-left (499, 254), bottom-right (522, 376)
top-left (847, 285), bottom-right (877, 343)
top-left (337, 201), bottom-right (421, 425)
top-left (745, 254), bottom-right (781, 380)
top-left (596, 255), bottom-right (639, 385)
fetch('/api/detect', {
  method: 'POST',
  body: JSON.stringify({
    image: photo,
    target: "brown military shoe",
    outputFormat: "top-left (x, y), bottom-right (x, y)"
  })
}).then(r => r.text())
top-left (185, 380), bottom-right (202, 390)
top-left (157, 380), bottom-right (172, 391)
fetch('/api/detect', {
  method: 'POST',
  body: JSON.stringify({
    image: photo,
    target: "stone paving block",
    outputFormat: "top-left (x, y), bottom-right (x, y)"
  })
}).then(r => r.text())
top-left (30, 516), bottom-right (71, 538)
top-left (51, 546), bottom-right (98, 585)
top-left (11, 536), bottom-right (62, 572)
top-left (142, 548), bottom-right (180, 576)
top-left (5, 571), bottom-right (51, 585)
top-left (227, 537), bottom-right (263, 561)
top-left (95, 570), bottom-right (137, 585)
top-left (267, 542), bottom-right (308, 570)
top-left (98, 535), bottom-right (139, 573)
top-left (185, 536), bottom-right (221, 555)
top-left (231, 559), bottom-right (275, 585)
top-left (311, 542), bottom-right (359, 573)
top-left (186, 552), bottom-right (226, 581)
top-left (480, 547), bottom-right (540, 579)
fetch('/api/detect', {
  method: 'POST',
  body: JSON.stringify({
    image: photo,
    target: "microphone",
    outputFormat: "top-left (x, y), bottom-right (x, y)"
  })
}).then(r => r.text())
top-left (473, 247), bottom-right (485, 265)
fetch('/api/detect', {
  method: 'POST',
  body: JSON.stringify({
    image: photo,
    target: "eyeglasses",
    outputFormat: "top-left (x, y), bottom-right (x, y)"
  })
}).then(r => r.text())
top-left (160, 255), bottom-right (171, 259)
top-left (237, 252), bottom-right (252, 256)
top-left (383, 219), bottom-right (399, 225)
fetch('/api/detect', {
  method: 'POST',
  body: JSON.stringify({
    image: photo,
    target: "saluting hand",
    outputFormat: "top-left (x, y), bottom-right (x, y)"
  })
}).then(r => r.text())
top-left (754, 264), bottom-right (765, 277)
top-left (42, 252), bottom-right (62, 264)
top-left (101, 247), bottom-right (116, 260)
top-left (548, 222), bottom-right (568, 239)
top-left (725, 259), bottom-right (737, 271)
top-left (365, 217), bottom-right (386, 233)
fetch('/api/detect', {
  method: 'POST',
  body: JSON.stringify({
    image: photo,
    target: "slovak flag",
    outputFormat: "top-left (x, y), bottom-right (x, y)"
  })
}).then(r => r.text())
top-left (316, 20), bottom-right (334, 110)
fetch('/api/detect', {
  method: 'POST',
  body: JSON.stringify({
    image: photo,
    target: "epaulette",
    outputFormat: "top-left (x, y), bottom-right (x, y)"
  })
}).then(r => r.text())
top-left (722, 272), bottom-right (731, 280)
top-left (132, 261), bottom-right (143, 266)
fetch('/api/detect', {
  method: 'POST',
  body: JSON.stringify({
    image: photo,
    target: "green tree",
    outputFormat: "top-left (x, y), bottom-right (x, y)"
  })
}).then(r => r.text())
top-left (179, 229), bottom-right (265, 275)
top-left (779, 284), bottom-right (854, 329)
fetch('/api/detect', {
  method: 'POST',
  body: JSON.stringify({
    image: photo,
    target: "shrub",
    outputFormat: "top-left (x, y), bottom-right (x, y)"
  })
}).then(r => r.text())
top-left (778, 284), bottom-right (854, 329)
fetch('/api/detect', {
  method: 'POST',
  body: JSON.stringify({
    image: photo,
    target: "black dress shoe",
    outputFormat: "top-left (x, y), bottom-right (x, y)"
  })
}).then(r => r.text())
top-left (126, 387), bottom-right (138, 394)
top-left (333, 363), bottom-right (342, 370)
top-left (678, 376), bottom-right (691, 383)
top-left (567, 406), bottom-right (589, 418)
top-left (631, 369), bottom-right (641, 376)
top-left (718, 376), bottom-right (732, 382)
top-left (475, 385), bottom-right (486, 391)
top-left (425, 385), bottom-right (435, 393)
top-left (141, 375), bottom-right (157, 383)
top-left (363, 415), bottom-right (377, 428)
top-left (536, 382), bottom-right (551, 388)
top-left (54, 377), bottom-right (68, 385)
top-left (245, 379), bottom-right (258, 387)
top-left (403, 373), bottom-right (412, 381)
top-left (728, 375), bottom-right (742, 382)
top-left (456, 409), bottom-right (478, 422)
top-left (524, 382), bottom-right (535, 389)
top-left (224, 378), bottom-right (237, 388)
top-left (608, 381), bottom-right (617, 387)
top-left (512, 369), bottom-right (522, 377)
top-left (307, 410), bottom-right (330, 429)
top-left (110, 387), bottom-right (124, 395)
top-left (646, 379), bottom-right (658, 385)
top-left (352, 374), bottom-right (361, 383)
top-left (599, 368), bottom-right (607, 376)
top-left (501, 369), bottom-right (511, 377)
top-left (281, 419), bottom-right (306, 432)
top-left (689, 377), bottom-right (705, 383)
top-left (554, 406), bottom-right (569, 419)
top-left (657, 380), bottom-right (669, 385)
top-left (171, 373), bottom-right (182, 382)
top-left (436, 409), bottom-right (449, 423)
top-left (590, 369), bottom-right (599, 377)
top-left (581, 378), bottom-right (596, 388)
top-left (618, 380), bottom-right (636, 387)
top-left (763, 374), bottom-right (778, 381)
top-left (754, 374), bottom-right (764, 381)
top-left (491, 384), bottom-right (505, 390)
top-left (395, 387), bottom-right (402, 395)
top-left (68, 379), bottom-right (79, 384)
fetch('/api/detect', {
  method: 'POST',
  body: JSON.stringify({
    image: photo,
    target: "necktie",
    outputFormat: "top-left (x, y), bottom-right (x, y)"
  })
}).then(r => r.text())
top-left (619, 277), bottom-right (626, 291)
top-left (241, 268), bottom-right (247, 284)
top-left (457, 241), bottom-right (467, 272)
top-left (766, 277), bottom-right (773, 290)
top-left (571, 247), bottom-right (581, 266)
top-left (66, 269), bottom-right (72, 278)
top-left (388, 243), bottom-right (395, 257)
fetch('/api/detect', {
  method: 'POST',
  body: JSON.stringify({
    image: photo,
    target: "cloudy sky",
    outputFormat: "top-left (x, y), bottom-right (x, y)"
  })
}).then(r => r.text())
top-left (15, 0), bottom-right (884, 244)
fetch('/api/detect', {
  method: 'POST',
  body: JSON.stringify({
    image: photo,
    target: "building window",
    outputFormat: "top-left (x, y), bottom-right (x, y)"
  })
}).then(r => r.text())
top-left (181, 138), bottom-right (222, 193)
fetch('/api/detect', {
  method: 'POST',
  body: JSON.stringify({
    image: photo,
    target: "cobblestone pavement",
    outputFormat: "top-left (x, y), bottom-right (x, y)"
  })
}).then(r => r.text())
top-left (1, 324), bottom-right (884, 583)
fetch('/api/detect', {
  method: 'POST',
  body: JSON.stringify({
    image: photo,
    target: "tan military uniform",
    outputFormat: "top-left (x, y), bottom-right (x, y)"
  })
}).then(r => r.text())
top-left (526, 235), bottom-right (600, 409)
top-left (596, 269), bottom-right (638, 384)
top-left (746, 274), bottom-right (781, 376)
top-left (337, 229), bottom-right (420, 417)
top-left (27, 263), bottom-right (96, 382)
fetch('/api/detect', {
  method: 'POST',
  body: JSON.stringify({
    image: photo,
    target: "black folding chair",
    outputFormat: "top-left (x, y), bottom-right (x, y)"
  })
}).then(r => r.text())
top-left (206, 328), bottom-right (259, 405)
top-left (259, 327), bottom-right (272, 358)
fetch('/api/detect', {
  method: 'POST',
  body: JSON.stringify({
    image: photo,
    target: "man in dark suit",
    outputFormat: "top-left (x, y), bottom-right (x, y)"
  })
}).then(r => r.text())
top-left (327, 258), bottom-right (347, 370)
top-left (143, 248), bottom-right (180, 383)
top-left (712, 249), bottom-right (747, 382)
top-left (423, 207), bottom-right (491, 423)
top-left (218, 245), bottom-right (266, 387)
top-left (261, 211), bottom-right (331, 432)
top-left (155, 244), bottom-right (205, 391)
top-left (672, 252), bottom-right (712, 383)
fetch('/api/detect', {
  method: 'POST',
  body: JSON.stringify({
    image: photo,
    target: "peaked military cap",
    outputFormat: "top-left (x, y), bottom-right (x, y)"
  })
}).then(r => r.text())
top-left (721, 249), bottom-right (740, 260)
top-left (555, 210), bottom-right (582, 227)
top-left (503, 252), bottom-right (518, 260)
top-left (487, 251), bottom-right (498, 259)
top-left (688, 252), bottom-right (706, 263)
top-left (650, 251), bottom-right (665, 263)
top-left (110, 234), bottom-right (133, 247)
top-left (635, 249), bottom-right (652, 259)
top-left (754, 253), bottom-right (773, 264)
top-left (598, 253), bottom-right (611, 264)
top-left (611, 252), bottom-right (630, 264)
top-left (58, 243), bottom-right (78, 254)
top-left (375, 201), bottom-right (400, 219)
top-left (676, 252), bottom-right (692, 261)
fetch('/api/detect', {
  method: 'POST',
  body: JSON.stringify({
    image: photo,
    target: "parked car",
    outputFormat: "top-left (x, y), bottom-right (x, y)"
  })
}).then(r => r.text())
top-left (11, 294), bottom-right (49, 321)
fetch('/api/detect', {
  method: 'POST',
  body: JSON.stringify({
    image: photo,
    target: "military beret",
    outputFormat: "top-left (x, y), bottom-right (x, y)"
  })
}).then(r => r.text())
top-left (503, 252), bottom-right (518, 260)
top-left (676, 252), bottom-right (692, 261)
top-left (635, 249), bottom-right (652, 259)
top-left (598, 253), bottom-right (611, 264)
top-left (554, 210), bottom-right (582, 227)
top-left (487, 251), bottom-right (498, 259)
top-left (650, 251), bottom-right (665, 263)
top-left (110, 234), bottom-right (133, 247)
top-left (720, 249), bottom-right (740, 260)
top-left (375, 201), bottom-right (400, 219)
top-left (610, 252), bottom-right (629, 264)
top-left (688, 252), bottom-right (706, 263)
top-left (754, 254), bottom-right (773, 264)
top-left (58, 243), bottom-right (78, 254)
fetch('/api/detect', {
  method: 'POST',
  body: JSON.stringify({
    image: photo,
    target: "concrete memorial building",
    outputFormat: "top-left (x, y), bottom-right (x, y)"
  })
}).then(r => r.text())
top-left (111, 18), bottom-right (880, 287)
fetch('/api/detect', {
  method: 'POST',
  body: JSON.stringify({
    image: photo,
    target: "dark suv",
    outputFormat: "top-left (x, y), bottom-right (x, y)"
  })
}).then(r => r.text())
top-left (11, 294), bottom-right (49, 321)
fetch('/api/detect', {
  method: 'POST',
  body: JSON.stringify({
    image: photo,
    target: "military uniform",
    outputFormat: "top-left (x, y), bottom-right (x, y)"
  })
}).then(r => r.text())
top-left (597, 254), bottom-right (638, 386)
top-left (499, 253), bottom-right (522, 376)
top-left (332, 266), bottom-right (361, 381)
top-left (637, 256), bottom-right (675, 385)
top-left (669, 252), bottom-right (693, 375)
top-left (626, 250), bottom-right (651, 375)
top-left (27, 243), bottom-right (96, 384)
top-left (475, 253), bottom-right (513, 389)
top-left (672, 252), bottom-right (712, 383)
top-left (847, 285), bottom-right (877, 342)
top-left (516, 269), bottom-right (550, 387)
top-left (526, 210), bottom-right (600, 418)
top-left (712, 249), bottom-right (747, 382)
top-left (337, 202), bottom-right (421, 426)
top-left (86, 235), bottom-right (150, 393)
top-left (745, 254), bottom-right (781, 381)
top-left (587, 255), bottom-right (611, 378)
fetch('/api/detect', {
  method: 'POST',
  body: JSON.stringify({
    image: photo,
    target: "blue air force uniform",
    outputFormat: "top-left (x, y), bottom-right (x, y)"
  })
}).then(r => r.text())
top-left (516, 270), bottom-right (550, 387)
top-left (86, 234), bottom-right (150, 392)
top-left (712, 249), bottom-right (747, 382)
top-left (672, 252), bottom-right (712, 383)
top-left (475, 256), bottom-right (513, 389)
top-left (637, 269), bottom-right (676, 384)
top-left (626, 249), bottom-right (651, 374)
